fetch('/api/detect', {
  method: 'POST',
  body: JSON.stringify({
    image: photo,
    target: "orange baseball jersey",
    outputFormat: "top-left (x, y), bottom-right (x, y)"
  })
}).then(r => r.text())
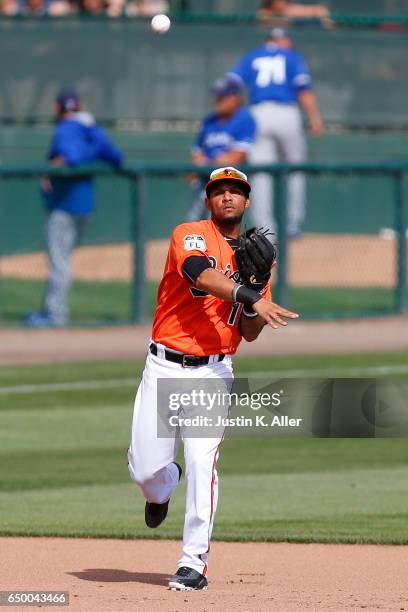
top-left (152, 219), bottom-right (272, 356)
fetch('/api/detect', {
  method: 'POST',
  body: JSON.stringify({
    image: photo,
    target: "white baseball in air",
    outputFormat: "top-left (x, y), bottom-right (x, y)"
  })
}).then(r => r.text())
top-left (151, 14), bottom-right (171, 34)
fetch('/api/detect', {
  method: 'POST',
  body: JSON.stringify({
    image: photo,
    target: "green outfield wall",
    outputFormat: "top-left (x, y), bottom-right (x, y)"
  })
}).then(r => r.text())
top-left (0, 20), bottom-right (407, 127)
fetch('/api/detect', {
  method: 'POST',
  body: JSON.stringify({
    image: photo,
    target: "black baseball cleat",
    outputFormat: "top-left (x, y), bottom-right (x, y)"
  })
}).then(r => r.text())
top-left (145, 462), bottom-right (182, 529)
top-left (168, 566), bottom-right (208, 591)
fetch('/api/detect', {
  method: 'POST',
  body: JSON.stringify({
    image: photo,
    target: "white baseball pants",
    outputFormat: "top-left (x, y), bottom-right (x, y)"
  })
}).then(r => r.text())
top-left (249, 101), bottom-right (307, 236)
top-left (128, 344), bottom-right (233, 576)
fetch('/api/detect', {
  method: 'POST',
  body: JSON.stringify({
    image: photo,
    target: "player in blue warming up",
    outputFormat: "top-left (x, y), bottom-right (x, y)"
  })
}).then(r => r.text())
top-left (26, 89), bottom-right (123, 328)
top-left (186, 76), bottom-right (256, 222)
top-left (229, 28), bottom-right (324, 238)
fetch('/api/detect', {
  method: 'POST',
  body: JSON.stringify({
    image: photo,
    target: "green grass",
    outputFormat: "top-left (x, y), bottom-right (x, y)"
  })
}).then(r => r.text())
top-left (290, 286), bottom-right (396, 318)
top-left (0, 278), bottom-right (158, 325)
top-left (1, 352), bottom-right (408, 543)
top-left (0, 278), bottom-right (396, 325)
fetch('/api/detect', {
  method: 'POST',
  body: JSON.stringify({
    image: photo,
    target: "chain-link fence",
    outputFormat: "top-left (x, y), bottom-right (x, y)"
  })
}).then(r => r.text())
top-left (281, 169), bottom-right (401, 318)
top-left (0, 162), bottom-right (407, 327)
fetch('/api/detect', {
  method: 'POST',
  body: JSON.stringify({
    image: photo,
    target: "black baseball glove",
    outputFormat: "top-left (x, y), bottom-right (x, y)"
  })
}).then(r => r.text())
top-left (234, 227), bottom-right (276, 292)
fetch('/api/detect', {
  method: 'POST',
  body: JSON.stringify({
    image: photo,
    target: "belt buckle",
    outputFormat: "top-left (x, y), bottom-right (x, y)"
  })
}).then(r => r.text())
top-left (182, 354), bottom-right (195, 367)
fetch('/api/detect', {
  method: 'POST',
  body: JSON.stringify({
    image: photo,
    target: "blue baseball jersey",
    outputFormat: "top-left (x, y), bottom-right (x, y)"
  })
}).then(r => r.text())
top-left (45, 112), bottom-right (123, 215)
top-left (229, 44), bottom-right (312, 105)
top-left (193, 107), bottom-right (256, 160)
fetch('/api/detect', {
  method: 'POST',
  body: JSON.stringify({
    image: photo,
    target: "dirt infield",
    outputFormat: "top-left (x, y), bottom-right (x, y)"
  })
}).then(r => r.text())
top-left (2, 537), bottom-right (407, 611)
top-left (1, 315), bottom-right (408, 365)
top-left (1, 233), bottom-right (397, 287)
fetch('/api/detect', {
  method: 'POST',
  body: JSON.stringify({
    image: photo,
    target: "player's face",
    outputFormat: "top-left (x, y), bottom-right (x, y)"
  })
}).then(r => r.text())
top-left (205, 181), bottom-right (249, 224)
top-left (214, 94), bottom-right (241, 118)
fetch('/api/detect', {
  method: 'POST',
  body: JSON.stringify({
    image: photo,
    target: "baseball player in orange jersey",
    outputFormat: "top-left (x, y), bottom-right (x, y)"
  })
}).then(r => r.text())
top-left (127, 167), bottom-right (298, 591)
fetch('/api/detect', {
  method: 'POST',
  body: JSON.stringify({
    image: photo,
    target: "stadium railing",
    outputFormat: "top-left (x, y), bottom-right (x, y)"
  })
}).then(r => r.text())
top-left (0, 161), bottom-right (407, 326)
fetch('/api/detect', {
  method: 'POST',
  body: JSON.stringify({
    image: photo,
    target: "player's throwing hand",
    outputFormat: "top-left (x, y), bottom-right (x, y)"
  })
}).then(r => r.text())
top-left (253, 299), bottom-right (299, 329)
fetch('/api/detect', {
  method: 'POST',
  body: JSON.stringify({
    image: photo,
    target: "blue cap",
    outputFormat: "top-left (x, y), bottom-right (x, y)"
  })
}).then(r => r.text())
top-left (212, 76), bottom-right (242, 100)
top-left (56, 88), bottom-right (80, 112)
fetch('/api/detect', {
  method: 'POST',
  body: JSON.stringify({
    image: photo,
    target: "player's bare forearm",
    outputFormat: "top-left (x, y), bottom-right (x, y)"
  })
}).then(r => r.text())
top-left (192, 151), bottom-right (208, 166)
top-left (213, 150), bottom-right (246, 167)
top-left (195, 267), bottom-right (236, 300)
top-left (239, 312), bottom-right (266, 342)
top-left (297, 90), bottom-right (324, 136)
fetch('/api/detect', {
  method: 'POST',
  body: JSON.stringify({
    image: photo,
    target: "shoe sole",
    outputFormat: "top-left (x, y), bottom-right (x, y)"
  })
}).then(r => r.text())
top-left (168, 581), bottom-right (208, 591)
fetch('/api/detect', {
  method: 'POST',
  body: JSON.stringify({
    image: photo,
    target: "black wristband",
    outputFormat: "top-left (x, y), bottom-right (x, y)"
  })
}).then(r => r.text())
top-left (243, 308), bottom-right (259, 318)
top-left (233, 284), bottom-right (262, 307)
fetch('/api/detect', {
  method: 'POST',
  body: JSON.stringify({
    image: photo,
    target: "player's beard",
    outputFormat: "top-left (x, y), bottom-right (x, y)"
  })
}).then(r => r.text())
top-left (212, 211), bottom-right (245, 233)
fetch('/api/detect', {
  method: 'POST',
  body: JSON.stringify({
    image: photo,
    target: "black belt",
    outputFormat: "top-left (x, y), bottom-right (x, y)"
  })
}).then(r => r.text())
top-left (149, 342), bottom-right (225, 368)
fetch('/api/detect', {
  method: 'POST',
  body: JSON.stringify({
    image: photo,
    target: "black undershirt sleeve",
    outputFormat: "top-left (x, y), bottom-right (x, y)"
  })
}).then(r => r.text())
top-left (182, 255), bottom-right (212, 284)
